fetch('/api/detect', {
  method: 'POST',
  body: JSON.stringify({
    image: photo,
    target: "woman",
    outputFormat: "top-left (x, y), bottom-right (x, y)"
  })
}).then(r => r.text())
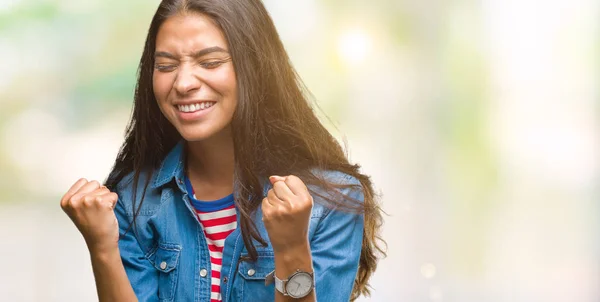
top-left (61, 0), bottom-right (384, 301)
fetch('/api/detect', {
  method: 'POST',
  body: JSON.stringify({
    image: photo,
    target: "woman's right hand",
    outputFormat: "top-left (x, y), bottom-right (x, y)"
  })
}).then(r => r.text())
top-left (60, 178), bottom-right (120, 254)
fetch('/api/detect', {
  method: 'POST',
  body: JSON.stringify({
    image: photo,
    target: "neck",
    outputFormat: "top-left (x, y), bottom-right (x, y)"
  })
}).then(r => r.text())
top-left (185, 128), bottom-right (235, 196)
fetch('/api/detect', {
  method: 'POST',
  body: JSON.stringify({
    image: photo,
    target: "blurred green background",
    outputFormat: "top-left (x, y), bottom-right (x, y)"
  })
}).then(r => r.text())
top-left (0, 0), bottom-right (598, 301)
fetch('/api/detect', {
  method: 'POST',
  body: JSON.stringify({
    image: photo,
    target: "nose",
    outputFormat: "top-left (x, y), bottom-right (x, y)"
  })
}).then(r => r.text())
top-left (173, 64), bottom-right (201, 95)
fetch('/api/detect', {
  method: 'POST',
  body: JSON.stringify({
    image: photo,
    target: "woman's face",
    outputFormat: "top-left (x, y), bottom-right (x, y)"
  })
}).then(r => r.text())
top-left (153, 13), bottom-right (237, 142)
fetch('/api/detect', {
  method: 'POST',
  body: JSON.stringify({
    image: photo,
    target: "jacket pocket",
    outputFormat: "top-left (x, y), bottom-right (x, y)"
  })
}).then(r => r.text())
top-left (147, 243), bottom-right (181, 302)
top-left (235, 253), bottom-right (276, 301)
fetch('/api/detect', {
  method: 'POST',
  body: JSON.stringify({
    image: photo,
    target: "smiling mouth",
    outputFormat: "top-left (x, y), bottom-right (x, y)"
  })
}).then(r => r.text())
top-left (176, 101), bottom-right (216, 113)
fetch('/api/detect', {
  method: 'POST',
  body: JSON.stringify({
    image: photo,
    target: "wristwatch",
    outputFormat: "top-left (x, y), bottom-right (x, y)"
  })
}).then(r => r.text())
top-left (266, 269), bottom-right (315, 299)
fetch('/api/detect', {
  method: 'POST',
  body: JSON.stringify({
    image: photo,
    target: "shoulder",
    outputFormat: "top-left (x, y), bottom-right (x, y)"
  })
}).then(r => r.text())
top-left (305, 169), bottom-right (365, 216)
top-left (311, 169), bottom-right (361, 186)
top-left (308, 168), bottom-right (363, 198)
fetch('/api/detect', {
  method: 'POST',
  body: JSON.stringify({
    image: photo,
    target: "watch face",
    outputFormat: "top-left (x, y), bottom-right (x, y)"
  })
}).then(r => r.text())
top-left (285, 272), bottom-right (313, 298)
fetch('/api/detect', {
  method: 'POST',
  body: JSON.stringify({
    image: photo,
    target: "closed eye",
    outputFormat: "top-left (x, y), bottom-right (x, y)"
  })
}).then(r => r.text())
top-left (200, 58), bottom-right (231, 69)
top-left (154, 64), bottom-right (177, 72)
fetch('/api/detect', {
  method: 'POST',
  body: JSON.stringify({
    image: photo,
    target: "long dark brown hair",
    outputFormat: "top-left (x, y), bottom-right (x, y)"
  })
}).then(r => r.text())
top-left (104, 0), bottom-right (385, 299)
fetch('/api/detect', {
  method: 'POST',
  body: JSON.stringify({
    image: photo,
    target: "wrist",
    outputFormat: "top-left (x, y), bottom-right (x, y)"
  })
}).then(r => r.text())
top-left (89, 244), bottom-right (120, 262)
top-left (274, 241), bottom-right (311, 261)
top-left (273, 240), bottom-right (310, 257)
top-left (86, 237), bottom-right (119, 254)
top-left (274, 241), bottom-right (313, 278)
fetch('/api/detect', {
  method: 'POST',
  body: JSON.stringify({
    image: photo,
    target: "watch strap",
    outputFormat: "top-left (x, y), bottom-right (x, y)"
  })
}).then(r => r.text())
top-left (265, 270), bottom-right (287, 294)
top-left (274, 273), bottom-right (286, 294)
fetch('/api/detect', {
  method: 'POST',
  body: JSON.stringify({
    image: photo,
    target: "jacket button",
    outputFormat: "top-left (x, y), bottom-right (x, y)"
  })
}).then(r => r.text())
top-left (223, 277), bottom-right (228, 283)
top-left (200, 269), bottom-right (208, 277)
top-left (247, 269), bottom-right (256, 276)
top-left (160, 261), bottom-right (167, 270)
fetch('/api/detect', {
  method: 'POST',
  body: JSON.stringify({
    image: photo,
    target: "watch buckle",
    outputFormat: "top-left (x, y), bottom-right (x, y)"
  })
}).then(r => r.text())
top-left (265, 270), bottom-right (275, 286)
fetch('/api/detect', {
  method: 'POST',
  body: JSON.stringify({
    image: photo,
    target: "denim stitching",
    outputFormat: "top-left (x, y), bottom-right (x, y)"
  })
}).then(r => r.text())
top-left (226, 232), bottom-right (241, 301)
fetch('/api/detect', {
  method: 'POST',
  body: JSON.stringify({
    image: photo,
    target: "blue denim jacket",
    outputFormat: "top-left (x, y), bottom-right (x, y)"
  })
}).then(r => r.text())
top-left (113, 142), bottom-right (364, 302)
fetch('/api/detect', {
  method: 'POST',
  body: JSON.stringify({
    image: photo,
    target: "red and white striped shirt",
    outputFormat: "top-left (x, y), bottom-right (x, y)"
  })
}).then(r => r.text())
top-left (186, 178), bottom-right (237, 302)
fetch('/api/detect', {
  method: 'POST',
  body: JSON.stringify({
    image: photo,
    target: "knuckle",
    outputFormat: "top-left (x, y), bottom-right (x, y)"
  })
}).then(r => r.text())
top-left (82, 195), bottom-right (96, 207)
top-left (66, 198), bottom-right (79, 209)
top-left (69, 194), bottom-right (82, 204)
top-left (60, 197), bottom-right (72, 208)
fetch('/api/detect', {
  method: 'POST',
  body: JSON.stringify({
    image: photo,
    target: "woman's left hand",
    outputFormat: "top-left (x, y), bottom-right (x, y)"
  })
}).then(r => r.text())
top-left (262, 175), bottom-right (313, 253)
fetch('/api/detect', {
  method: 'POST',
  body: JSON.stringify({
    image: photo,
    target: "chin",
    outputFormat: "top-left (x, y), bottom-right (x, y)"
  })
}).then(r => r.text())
top-left (180, 132), bottom-right (212, 142)
top-left (168, 112), bottom-right (233, 141)
top-left (177, 126), bottom-right (224, 143)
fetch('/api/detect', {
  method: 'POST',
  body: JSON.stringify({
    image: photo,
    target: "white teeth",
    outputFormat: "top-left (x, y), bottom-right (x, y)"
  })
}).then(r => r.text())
top-left (178, 102), bottom-right (215, 112)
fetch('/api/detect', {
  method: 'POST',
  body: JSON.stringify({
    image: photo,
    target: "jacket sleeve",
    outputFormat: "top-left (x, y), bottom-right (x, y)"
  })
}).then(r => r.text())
top-left (310, 177), bottom-right (365, 302)
top-left (114, 198), bottom-right (159, 302)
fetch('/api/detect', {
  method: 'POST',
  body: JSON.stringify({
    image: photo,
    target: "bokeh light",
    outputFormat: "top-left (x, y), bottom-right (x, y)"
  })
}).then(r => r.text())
top-left (337, 29), bottom-right (371, 64)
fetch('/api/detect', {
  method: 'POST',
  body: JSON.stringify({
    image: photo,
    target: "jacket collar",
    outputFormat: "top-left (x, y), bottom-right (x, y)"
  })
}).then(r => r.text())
top-left (151, 140), bottom-right (186, 189)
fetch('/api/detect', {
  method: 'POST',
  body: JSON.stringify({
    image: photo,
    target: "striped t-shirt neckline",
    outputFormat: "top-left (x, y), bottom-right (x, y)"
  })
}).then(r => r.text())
top-left (184, 176), bottom-right (237, 302)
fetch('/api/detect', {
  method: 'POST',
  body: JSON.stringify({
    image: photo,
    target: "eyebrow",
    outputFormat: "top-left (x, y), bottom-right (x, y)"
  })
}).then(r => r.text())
top-left (154, 46), bottom-right (229, 60)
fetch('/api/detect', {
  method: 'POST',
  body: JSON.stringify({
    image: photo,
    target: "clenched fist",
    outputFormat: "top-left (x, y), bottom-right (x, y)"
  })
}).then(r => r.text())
top-left (60, 178), bottom-right (120, 254)
top-left (262, 175), bottom-right (314, 253)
